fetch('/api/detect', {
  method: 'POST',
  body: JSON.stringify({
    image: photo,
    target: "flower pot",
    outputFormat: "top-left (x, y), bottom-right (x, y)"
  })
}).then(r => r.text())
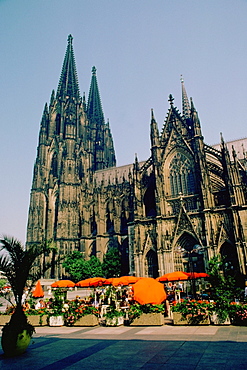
top-left (73, 314), bottom-right (98, 326)
top-left (105, 316), bottom-right (124, 326)
top-left (27, 315), bottom-right (48, 326)
top-left (130, 313), bottom-right (164, 326)
top-left (48, 315), bottom-right (64, 326)
top-left (1, 328), bottom-right (31, 357)
top-left (0, 315), bottom-right (11, 326)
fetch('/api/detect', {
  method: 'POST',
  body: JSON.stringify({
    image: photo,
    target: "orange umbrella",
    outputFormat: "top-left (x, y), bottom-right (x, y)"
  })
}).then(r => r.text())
top-left (111, 276), bottom-right (140, 286)
top-left (51, 280), bottom-right (75, 288)
top-left (76, 277), bottom-right (106, 287)
top-left (102, 278), bottom-right (114, 285)
top-left (186, 272), bottom-right (210, 279)
top-left (132, 277), bottom-right (167, 305)
top-left (32, 280), bottom-right (44, 298)
top-left (157, 271), bottom-right (189, 282)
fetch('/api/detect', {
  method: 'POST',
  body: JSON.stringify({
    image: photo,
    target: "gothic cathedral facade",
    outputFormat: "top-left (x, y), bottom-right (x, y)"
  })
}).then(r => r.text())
top-left (27, 36), bottom-right (247, 280)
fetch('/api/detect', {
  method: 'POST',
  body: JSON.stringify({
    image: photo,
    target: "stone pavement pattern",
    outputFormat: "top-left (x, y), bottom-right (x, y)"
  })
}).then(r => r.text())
top-left (0, 325), bottom-right (247, 369)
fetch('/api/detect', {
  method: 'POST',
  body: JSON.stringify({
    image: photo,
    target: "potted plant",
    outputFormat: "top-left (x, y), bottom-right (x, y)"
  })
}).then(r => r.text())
top-left (128, 303), bottom-right (165, 326)
top-left (0, 236), bottom-right (57, 356)
top-left (103, 307), bottom-right (124, 326)
top-left (47, 292), bottom-right (65, 326)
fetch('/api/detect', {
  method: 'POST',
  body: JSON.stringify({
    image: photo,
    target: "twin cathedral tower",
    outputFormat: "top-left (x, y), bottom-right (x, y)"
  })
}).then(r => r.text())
top-left (27, 35), bottom-right (247, 280)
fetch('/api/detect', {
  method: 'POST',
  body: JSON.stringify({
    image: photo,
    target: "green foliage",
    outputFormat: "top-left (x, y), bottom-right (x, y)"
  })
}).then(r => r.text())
top-left (207, 255), bottom-right (241, 322)
top-left (62, 251), bottom-right (85, 281)
top-left (25, 308), bottom-right (48, 316)
top-left (63, 248), bottom-right (122, 280)
top-left (0, 279), bottom-right (7, 289)
top-left (171, 299), bottom-right (212, 319)
top-left (229, 303), bottom-right (247, 324)
top-left (128, 303), bottom-right (165, 322)
top-left (102, 248), bottom-right (121, 278)
top-left (85, 255), bottom-right (103, 278)
top-left (64, 300), bottom-right (99, 326)
top-left (62, 252), bottom-right (103, 281)
top-left (103, 308), bottom-right (124, 319)
top-left (0, 235), bottom-right (60, 348)
top-left (0, 236), bottom-right (57, 310)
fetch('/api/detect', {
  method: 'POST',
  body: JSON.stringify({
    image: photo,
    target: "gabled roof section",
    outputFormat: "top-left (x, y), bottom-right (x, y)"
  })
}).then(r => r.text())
top-left (160, 94), bottom-right (189, 145)
top-left (87, 66), bottom-right (105, 126)
top-left (56, 35), bottom-right (80, 100)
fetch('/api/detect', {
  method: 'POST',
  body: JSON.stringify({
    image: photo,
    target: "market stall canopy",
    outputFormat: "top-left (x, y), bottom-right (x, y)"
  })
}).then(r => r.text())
top-left (157, 271), bottom-right (189, 282)
top-left (51, 280), bottom-right (75, 288)
top-left (133, 277), bottom-right (167, 305)
top-left (32, 280), bottom-right (44, 298)
top-left (76, 277), bottom-right (107, 287)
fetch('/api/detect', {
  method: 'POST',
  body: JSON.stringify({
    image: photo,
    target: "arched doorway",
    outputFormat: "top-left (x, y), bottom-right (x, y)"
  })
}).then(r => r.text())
top-left (145, 250), bottom-right (158, 278)
top-left (175, 233), bottom-right (205, 273)
top-left (119, 238), bottom-right (129, 276)
top-left (220, 242), bottom-right (239, 276)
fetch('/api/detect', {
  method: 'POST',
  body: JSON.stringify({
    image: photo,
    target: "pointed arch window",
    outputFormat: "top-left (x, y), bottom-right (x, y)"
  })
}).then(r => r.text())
top-left (169, 153), bottom-right (196, 197)
top-left (90, 207), bottom-right (97, 236)
top-left (106, 202), bottom-right (114, 233)
top-left (51, 154), bottom-right (58, 177)
top-left (55, 114), bottom-right (61, 135)
top-left (144, 184), bottom-right (157, 217)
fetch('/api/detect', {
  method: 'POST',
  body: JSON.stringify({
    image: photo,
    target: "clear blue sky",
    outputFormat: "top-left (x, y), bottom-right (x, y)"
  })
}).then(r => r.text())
top-left (1, 0), bottom-right (247, 244)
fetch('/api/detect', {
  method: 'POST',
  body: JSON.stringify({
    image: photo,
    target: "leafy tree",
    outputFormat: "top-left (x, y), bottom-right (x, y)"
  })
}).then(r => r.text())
top-left (85, 255), bottom-right (103, 278)
top-left (62, 252), bottom-right (103, 281)
top-left (102, 248), bottom-right (121, 278)
top-left (62, 251), bottom-right (85, 281)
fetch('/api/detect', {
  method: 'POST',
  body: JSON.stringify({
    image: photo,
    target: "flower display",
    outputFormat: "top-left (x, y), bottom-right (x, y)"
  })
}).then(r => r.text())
top-left (64, 300), bottom-right (99, 326)
top-left (171, 299), bottom-right (212, 320)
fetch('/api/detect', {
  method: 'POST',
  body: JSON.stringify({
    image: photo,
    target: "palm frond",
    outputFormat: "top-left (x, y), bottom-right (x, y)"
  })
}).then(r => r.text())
top-left (0, 236), bottom-right (61, 308)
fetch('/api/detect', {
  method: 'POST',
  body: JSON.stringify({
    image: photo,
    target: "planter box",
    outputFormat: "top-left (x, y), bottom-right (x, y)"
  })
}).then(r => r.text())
top-left (173, 312), bottom-right (210, 325)
top-left (231, 318), bottom-right (247, 326)
top-left (172, 312), bottom-right (188, 325)
top-left (73, 314), bottom-right (98, 326)
top-left (27, 315), bottom-right (48, 326)
top-left (210, 313), bottom-right (231, 325)
top-left (49, 315), bottom-right (64, 326)
top-left (105, 316), bottom-right (124, 326)
top-left (0, 315), bottom-right (11, 326)
top-left (130, 313), bottom-right (164, 326)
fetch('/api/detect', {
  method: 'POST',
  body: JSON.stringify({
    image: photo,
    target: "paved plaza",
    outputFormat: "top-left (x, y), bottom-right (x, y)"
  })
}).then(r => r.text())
top-left (0, 324), bottom-right (247, 369)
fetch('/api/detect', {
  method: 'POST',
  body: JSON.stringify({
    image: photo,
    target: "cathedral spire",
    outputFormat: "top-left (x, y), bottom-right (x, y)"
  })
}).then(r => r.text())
top-left (150, 109), bottom-right (160, 147)
top-left (180, 75), bottom-right (191, 119)
top-left (56, 34), bottom-right (80, 100)
top-left (87, 66), bottom-right (105, 125)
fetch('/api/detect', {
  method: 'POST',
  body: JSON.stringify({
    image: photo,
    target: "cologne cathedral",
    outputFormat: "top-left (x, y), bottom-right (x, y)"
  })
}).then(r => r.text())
top-left (27, 35), bottom-right (247, 280)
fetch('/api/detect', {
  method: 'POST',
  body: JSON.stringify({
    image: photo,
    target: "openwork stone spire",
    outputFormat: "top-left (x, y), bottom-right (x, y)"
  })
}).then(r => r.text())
top-left (180, 75), bottom-right (191, 119)
top-left (56, 34), bottom-right (80, 100)
top-left (87, 66), bottom-right (105, 126)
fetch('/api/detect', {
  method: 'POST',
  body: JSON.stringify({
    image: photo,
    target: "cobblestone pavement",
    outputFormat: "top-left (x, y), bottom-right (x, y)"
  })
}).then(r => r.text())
top-left (0, 324), bottom-right (247, 369)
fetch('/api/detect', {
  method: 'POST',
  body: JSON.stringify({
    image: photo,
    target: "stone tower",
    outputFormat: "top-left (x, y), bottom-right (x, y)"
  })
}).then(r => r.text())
top-left (26, 35), bottom-right (116, 277)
